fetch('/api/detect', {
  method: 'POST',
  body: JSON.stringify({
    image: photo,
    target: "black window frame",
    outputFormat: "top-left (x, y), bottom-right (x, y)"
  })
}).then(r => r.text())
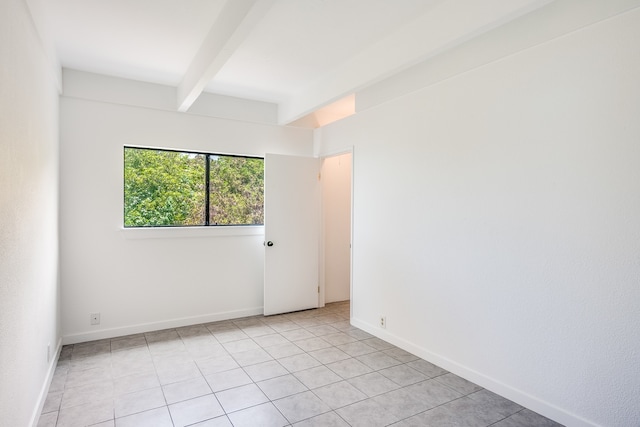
top-left (123, 146), bottom-right (264, 228)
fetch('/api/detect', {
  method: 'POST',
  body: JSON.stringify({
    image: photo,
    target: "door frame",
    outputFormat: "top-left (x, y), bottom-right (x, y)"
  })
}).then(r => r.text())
top-left (318, 147), bottom-right (354, 319)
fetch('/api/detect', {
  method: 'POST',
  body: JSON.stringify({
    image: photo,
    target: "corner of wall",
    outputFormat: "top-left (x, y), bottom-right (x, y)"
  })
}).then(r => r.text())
top-left (29, 339), bottom-right (62, 427)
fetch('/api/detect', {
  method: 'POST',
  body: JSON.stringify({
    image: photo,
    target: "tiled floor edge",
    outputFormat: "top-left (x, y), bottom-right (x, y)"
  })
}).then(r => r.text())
top-left (61, 307), bottom-right (264, 345)
top-left (350, 316), bottom-right (578, 427)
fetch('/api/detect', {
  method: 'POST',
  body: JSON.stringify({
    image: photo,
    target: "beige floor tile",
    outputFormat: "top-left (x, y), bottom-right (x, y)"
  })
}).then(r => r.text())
top-left (40, 303), bottom-right (560, 427)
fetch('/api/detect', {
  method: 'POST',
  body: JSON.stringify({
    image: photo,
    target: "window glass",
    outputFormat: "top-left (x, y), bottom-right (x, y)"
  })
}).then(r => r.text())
top-left (124, 147), bottom-right (263, 227)
top-left (209, 155), bottom-right (264, 225)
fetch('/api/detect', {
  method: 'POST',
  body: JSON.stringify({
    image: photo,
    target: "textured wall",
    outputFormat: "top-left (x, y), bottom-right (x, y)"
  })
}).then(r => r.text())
top-left (0, 0), bottom-right (61, 425)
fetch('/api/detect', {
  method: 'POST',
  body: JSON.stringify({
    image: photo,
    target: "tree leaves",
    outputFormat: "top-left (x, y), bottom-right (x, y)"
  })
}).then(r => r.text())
top-left (124, 148), bottom-right (263, 227)
top-left (209, 156), bottom-right (264, 225)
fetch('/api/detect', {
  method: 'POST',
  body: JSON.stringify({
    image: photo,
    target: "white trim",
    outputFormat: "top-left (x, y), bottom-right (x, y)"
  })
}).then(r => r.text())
top-left (120, 225), bottom-right (264, 240)
top-left (350, 317), bottom-right (601, 427)
top-left (349, 146), bottom-right (354, 319)
top-left (30, 338), bottom-right (62, 427)
top-left (62, 307), bottom-right (264, 345)
top-left (318, 148), bottom-right (354, 308)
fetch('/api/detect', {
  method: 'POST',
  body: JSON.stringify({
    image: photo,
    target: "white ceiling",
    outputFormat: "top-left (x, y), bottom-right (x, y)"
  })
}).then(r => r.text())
top-left (39, 0), bottom-right (553, 124)
top-left (48, 0), bottom-right (226, 88)
top-left (204, 0), bottom-right (439, 103)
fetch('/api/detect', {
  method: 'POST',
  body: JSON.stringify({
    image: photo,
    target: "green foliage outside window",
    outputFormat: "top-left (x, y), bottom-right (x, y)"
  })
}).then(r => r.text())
top-left (124, 147), bottom-right (264, 227)
top-left (209, 155), bottom-right (264, 225)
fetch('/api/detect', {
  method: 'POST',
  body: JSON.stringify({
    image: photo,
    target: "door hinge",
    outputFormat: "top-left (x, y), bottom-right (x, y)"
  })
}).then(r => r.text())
top-left (317, 286), bottom-right (320, 293)
top-left (318, 172), bottom-right (321, 181)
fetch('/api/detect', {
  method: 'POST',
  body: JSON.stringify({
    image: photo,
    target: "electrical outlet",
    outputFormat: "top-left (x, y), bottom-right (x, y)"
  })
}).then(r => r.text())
top-left (90, 312), bottom-right (100, 325)
top-left (380, 315), bottom-right (386, 329)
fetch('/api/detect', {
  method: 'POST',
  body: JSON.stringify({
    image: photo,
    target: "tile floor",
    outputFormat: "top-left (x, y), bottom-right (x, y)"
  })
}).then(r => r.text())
top-left (38, 302), bottom-right (562, 427)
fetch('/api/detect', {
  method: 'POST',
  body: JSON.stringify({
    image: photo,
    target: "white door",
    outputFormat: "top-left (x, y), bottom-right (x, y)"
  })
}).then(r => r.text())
top-left (264, 153), bottom-right (321, 316)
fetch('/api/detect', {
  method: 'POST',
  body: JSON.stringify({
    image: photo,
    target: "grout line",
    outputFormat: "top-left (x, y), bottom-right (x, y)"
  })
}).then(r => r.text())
top-left (52, 302), bottom-right (549, 427)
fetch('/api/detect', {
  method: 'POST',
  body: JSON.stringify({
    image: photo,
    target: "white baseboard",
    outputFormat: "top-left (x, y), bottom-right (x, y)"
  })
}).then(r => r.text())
top-left (30, 338), bottom-right (62, 427)
top-left (350, 317), bottom-right (599, 427)
top-left (62, 307), bottom-right (264, 345)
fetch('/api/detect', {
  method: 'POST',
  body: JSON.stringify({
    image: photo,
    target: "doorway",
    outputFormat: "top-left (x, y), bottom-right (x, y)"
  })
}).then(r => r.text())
top-left (321, 152), bottom-right (352, 304)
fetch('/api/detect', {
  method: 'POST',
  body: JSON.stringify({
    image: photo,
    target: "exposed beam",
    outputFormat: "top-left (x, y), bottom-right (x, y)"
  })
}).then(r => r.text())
top-left (278, 0), bottom-right (554, 125)
top-left (287, 94), bottom-right (355, 129)
top-left (177, 0), bottom-right (274, 112)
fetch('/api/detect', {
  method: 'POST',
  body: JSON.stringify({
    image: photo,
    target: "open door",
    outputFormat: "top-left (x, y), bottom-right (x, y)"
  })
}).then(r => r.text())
top-left (321, 152), bottom-right (352, 304)
top-left (264, 153), bottom-right (321, 316)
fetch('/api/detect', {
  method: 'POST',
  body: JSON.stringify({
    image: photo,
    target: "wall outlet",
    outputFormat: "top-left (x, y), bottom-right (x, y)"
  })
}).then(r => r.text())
top-left (90, 312), bottom-right (100, 325)
top-left (380, 315), bottom-right (386, 329)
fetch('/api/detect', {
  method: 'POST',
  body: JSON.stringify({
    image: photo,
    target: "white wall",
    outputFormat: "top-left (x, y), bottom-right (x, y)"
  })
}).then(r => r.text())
top-left (318, 6), bottom-right (640, 427)
top-left (322, 153), bottom-right (352, 303)
top-left (0, 0), bottom-right (61, 425)
top-left (63, 69), bottom-right (279, 126)
top-left (60, 72), bottom-right (313, 343)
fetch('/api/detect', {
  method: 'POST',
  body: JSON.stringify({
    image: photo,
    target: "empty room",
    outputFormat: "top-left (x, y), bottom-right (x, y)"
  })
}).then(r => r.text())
top-left (1, 1), bottom-right (639, 426)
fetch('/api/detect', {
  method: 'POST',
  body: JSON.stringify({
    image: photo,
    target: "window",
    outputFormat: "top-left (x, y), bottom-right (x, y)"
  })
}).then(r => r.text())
top-left (124, 147), bottom-right (264, 227)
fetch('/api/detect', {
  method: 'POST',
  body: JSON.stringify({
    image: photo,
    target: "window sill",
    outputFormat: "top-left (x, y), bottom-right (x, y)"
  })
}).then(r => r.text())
top-left (120, 225), bottom-right (265, 240)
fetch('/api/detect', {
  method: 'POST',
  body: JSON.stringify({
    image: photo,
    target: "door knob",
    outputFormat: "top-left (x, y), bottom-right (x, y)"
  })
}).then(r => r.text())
top-left (267, 241), bottom-right (274, 247)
